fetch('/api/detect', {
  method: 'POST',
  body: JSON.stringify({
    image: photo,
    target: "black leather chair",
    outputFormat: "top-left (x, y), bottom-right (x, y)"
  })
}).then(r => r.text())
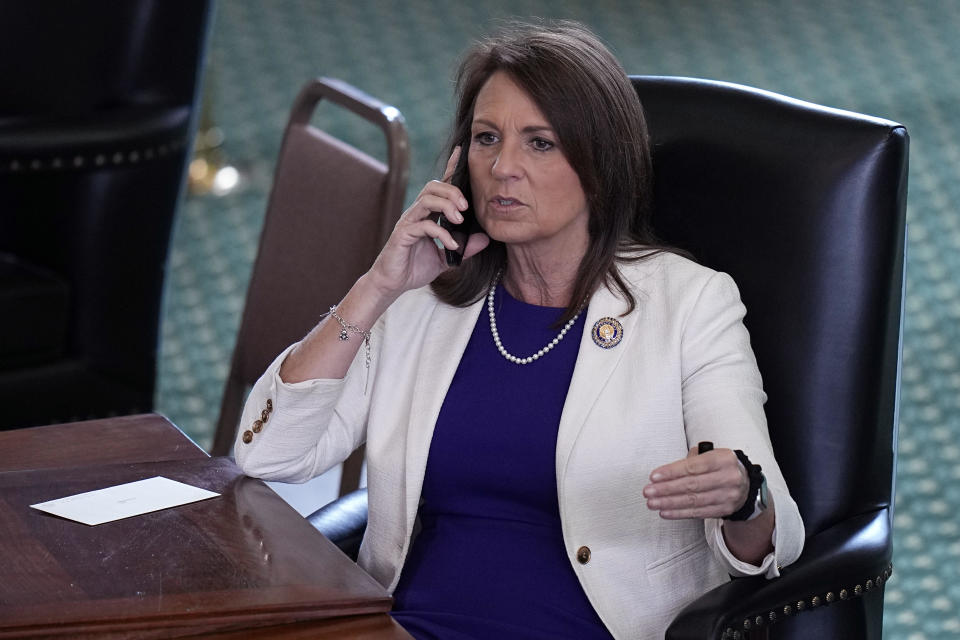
top-left (0, 1), bottom-right (213, 429)
top-left (307, 76), bottom-right (908, 639)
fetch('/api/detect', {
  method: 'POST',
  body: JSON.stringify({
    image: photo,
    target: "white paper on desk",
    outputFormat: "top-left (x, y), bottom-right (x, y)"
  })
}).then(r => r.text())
top-left (30, 476), bottom-right (220, 526)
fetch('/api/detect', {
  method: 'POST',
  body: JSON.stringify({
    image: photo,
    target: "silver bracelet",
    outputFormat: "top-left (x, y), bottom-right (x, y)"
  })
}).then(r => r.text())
top-left (328, 305), bottom-right (371, 369)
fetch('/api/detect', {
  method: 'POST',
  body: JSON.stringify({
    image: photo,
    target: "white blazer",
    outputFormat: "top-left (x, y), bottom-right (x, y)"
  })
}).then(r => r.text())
top-left (236, 252), bottom-right (804, 640)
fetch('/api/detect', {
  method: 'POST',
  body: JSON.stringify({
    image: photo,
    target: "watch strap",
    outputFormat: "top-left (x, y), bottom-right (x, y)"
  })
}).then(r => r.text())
top-left (723, 449), bottom-right (765, 522)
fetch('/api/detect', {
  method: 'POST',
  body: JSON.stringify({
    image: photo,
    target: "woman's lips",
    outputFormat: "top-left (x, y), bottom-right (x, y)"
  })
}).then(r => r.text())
top-left (488, 195), bottom-right (526, 211)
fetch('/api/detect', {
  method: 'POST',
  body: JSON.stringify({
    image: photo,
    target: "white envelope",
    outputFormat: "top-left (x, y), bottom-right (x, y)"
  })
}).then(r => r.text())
top-left (30, 476), bottom-right (220, 526)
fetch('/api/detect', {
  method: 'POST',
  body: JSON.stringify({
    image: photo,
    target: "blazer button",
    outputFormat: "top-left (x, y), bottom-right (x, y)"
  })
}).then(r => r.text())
top-left (576, 546), bottom-right (591, 564)
top-left (252, 419), bottom-right (263, 433)
top-left (241, 430), bottom-right (253, 444)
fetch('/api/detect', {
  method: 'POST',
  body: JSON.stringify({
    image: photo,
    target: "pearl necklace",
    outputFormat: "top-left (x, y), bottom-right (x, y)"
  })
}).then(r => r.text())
top-left (487, 272), bottom-right (583, 365)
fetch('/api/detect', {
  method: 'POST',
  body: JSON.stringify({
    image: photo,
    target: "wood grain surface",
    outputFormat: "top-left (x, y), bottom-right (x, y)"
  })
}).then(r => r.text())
top-left (0, 417), bottom-right (409, 639)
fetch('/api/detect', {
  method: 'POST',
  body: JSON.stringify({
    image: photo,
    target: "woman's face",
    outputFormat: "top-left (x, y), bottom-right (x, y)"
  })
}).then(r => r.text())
top-left (468, 71), bottom-right (589, 258)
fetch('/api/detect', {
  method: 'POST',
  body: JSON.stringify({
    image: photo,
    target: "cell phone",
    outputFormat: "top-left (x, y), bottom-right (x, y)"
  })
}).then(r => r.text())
top-left (434, 142), bottom-right (478, 267)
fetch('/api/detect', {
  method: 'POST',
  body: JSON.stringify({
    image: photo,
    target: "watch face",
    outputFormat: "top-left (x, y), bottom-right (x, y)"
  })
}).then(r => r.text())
top-left (759, 475), bottom-right (769, 509)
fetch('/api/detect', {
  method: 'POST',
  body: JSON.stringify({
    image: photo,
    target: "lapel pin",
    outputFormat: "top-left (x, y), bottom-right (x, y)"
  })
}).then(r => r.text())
top-left (591, 317), bottom-right (623, 349)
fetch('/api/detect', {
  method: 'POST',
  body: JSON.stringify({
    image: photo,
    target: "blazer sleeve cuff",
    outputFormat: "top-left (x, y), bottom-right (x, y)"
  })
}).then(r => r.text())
top-left (234, 343), bottom-right (350, 481)
top-left (704, 518), bottom-right (781, 579)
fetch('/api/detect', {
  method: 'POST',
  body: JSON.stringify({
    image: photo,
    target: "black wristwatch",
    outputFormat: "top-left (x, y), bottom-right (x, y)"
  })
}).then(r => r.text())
top-left (724, 450), bottom-right (768, 522)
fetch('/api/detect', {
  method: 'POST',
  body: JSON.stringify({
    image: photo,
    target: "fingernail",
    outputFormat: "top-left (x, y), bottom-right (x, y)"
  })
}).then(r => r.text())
top-left (643, 486), bottom-right (657, 497)
top-left (651, 472), bottom-right (663, 481)
top-left (648, 499), bottom-right (661, 509)
top-left (459, 197), bottom-right (468, 209)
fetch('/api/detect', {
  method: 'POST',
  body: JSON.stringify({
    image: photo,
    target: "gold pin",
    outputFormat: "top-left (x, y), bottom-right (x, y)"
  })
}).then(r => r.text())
top-left (591, 317), bottom-right (623, 348)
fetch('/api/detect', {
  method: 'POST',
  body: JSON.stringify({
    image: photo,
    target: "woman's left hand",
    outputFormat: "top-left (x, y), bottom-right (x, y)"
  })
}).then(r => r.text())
top-left (643, 447), bottom-right (748, 520)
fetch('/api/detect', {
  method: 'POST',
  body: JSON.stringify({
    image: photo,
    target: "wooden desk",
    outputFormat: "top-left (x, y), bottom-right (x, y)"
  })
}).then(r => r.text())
top-left (0, 415), bottom-right (411, 639)
top-left (0, 414), bottom-right (208, 471)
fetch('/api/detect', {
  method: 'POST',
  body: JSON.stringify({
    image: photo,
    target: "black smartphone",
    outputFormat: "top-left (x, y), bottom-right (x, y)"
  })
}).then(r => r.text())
top-left (434, 142), bottom-right (478, 267)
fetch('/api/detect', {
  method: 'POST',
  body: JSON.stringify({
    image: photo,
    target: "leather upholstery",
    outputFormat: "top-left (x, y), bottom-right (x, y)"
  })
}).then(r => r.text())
top-left (631, 76), bottom-right (906, 639)
top-left (307, 76), bottom-right (907, 639)
top-left (307, 487), bottom-right (370, 561)
top-left (0, 253), bottom-right (69, 368)
top-left (0, 1), bottom-right (213, 429)
top-left (635, 76), bottom-right (906, 538)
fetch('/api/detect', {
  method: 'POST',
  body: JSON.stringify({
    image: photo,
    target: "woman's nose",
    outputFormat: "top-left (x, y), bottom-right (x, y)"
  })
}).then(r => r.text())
top-left (491, 143), bottom-right (523, 180)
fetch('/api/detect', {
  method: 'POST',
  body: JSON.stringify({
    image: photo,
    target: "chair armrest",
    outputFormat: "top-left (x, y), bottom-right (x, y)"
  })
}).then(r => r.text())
top-left (306, 487), bottom-right (368, 561)
top-left (666, 507), bottom-right (892, 639)
top-left (305, 493), bottom-right (893, 637)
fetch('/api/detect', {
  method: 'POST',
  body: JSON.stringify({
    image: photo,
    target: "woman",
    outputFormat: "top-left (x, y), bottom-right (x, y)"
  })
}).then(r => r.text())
top-left (236, 21), bottom-right (804, 639)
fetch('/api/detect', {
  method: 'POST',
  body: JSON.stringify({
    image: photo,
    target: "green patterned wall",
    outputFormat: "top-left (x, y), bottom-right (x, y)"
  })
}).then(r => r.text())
top-left (156, 1), bottom-right (960, 636)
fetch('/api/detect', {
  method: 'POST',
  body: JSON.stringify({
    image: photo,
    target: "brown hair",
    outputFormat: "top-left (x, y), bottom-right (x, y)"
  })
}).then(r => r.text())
top-left (431, 20), bottom-right (674, 324)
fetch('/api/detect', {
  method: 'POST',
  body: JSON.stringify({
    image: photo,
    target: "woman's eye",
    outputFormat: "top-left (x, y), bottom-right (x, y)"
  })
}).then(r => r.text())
top-left (474, 132), bottom-right (498, 145)
top-left (531, 137), bottom-right (554, 152)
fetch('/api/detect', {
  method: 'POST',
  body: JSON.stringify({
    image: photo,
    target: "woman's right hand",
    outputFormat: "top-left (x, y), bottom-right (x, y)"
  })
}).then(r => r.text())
top-left (279, 149), bottom-right (488, 383)
top-left (366, 147), bottom-right (489, 302)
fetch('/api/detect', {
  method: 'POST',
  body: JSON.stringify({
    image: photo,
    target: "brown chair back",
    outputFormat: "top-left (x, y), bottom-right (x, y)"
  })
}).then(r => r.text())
top-left (210, 78), bottom-right (409, 498)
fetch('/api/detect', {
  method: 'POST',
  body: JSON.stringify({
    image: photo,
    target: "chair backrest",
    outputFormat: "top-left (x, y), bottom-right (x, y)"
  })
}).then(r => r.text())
top-left (632, 76), bottom-right (907, 539)
top-left (210, 78), bottom-right (409, 457)
top-left (0, 0), bottom-right (212, 427)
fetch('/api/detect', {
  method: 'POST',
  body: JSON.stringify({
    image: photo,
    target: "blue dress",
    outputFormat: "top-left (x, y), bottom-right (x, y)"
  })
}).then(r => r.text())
top-left (390, 284), bottom-right (613, 639)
